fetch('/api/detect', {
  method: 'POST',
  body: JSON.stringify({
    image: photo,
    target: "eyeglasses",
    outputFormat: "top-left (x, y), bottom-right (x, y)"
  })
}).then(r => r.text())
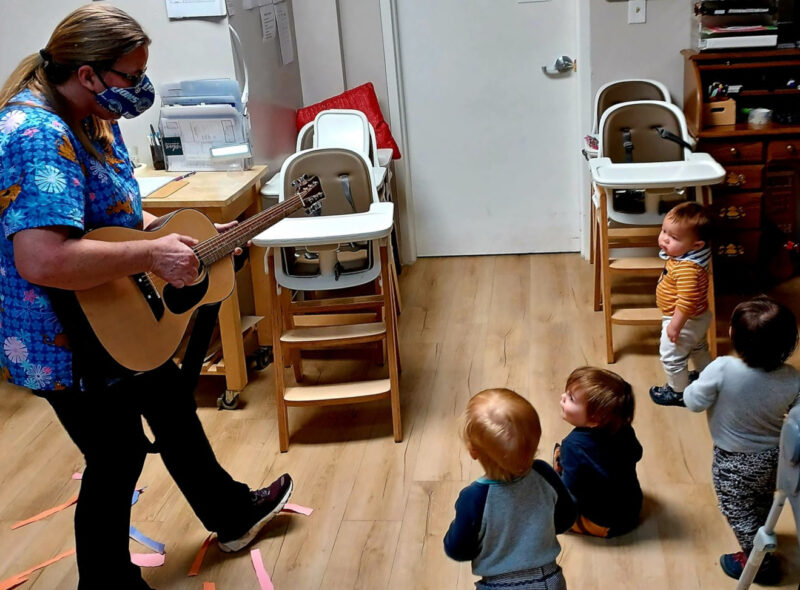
top-left (107, 68), bottom-right (147, 86)
top-left (96, 67), bottom-right (147, 89)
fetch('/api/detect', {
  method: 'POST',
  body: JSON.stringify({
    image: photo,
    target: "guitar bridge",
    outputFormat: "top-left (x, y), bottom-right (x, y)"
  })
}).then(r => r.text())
top-left (133, 273), bottom-right (165, 321)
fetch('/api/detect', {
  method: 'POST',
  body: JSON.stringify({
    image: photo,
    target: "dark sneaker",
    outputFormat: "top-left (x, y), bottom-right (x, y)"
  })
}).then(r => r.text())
top-left (649, 384), bottom-right (685, 407)
top-left (720, 551), bottom-right (781, 585)
top-left (688, 370), bottom-right (700, 383)
top-left (218, 473), bottom-right (293, 553)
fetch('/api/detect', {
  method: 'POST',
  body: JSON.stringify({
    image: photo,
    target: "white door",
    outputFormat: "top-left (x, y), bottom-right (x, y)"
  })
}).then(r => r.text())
top-left (396, 1), bottom-right (582, 256)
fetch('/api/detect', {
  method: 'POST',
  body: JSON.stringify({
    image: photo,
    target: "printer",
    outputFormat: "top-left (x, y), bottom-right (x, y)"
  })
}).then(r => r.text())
top-left (158, 78), bottom-right (252, 172)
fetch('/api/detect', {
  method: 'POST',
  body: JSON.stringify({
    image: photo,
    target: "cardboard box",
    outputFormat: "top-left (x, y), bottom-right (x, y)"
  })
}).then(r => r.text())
top-left (704, 98), bottom-right (736, 126)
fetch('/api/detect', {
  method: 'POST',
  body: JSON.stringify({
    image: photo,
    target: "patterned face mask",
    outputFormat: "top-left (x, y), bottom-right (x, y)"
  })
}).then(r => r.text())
top-left (94, 73), bottom-right (155, 119)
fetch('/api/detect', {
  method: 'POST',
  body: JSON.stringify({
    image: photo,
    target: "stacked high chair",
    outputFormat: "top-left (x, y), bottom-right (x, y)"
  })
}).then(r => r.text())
top-left (590, 100), bottom-right (726, 363)
top-left (253, 147), bottom-right (401, 452)
top-left (585, 80), bottom-right (672, 266)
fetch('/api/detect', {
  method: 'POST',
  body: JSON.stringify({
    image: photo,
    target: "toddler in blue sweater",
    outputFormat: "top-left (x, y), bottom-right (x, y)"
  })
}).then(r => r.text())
top-left (554, 367), bottom-right (643, 537)
top-left (444, 388), bottom-right (576, 590)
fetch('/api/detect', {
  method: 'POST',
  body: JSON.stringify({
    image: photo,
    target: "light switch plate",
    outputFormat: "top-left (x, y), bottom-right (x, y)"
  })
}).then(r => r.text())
top-left (628, 0), bottom-right (646, 24)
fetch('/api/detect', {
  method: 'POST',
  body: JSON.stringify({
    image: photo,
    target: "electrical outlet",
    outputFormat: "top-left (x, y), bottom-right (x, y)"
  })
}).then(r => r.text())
top-left (628, 0), bottom-right (646, 24)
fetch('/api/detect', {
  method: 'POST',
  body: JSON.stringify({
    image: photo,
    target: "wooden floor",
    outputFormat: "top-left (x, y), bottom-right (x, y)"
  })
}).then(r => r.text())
top-left (2, 254), bottom-right (800, 589)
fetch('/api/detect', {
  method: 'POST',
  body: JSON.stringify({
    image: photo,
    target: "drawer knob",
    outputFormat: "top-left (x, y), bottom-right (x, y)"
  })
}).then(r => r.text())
top-left (718, 206), bottom-right (746, 220)
top-left (788, 144), bottom-right (796, 154)
top-left (726, 173), bottom-right (746, 187)
top-left (729, 147), bottom-right (739, 157)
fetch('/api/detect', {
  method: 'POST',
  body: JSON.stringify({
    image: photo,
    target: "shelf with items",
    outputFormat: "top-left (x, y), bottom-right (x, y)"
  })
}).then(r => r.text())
top-left (693, 1), bottom-right (780, 51)
top-left (683, 49), bottom-right (800, 291)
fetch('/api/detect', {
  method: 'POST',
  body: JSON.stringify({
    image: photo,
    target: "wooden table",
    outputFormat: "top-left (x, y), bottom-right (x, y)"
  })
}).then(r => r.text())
top-left (137, 165), bottom-right (271, 407)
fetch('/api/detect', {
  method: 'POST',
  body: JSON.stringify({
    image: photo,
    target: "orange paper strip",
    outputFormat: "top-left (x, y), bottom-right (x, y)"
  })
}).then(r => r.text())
top-left (0, 548), bottom-right (76, 589)
top-left (11, 495), bottom-right (79, 530)
top-left (203, 583), bottom-right (215, 590)
top-left (0, 575), bottom-right (29, 590)
top-left (188, 533), bottom-right (214, 577)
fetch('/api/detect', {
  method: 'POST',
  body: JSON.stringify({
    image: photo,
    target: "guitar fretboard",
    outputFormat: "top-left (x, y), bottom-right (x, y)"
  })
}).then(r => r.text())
top-left (192, 193), bottom-right (306, 266)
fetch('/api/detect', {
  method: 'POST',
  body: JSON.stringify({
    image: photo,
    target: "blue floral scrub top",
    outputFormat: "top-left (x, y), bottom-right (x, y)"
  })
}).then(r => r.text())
top-left (0, 89), bottom-right (142, 391)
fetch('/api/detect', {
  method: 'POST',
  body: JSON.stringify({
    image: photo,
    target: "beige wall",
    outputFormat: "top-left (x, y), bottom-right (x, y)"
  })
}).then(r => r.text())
top-left (590, 1), bottom-right (690, 105)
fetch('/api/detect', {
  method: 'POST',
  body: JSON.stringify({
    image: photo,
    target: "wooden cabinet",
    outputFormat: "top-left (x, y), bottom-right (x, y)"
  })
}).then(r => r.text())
top-left (683, 49), bottom-right (800, 291)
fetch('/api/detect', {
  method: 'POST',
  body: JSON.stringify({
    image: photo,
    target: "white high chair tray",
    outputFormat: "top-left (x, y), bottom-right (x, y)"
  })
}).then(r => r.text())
top-left (252, 202), bottom-right (394, 247)
top-left (589, 152), bottom-right (725, 189)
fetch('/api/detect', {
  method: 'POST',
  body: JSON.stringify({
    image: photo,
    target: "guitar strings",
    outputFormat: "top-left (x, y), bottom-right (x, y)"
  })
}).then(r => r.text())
top-left (193, 179), bottom-right (321, 260)
top-left (193, 191), bottom-right (309, 261)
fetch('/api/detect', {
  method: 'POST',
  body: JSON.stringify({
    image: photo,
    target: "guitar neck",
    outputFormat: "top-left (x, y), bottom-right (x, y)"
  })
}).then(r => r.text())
top-left (194, 195), bottom-right (304, 266)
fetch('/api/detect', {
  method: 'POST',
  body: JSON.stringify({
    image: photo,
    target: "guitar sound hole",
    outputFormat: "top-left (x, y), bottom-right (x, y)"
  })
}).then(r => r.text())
top-left (162, 273), bottom-right (210, 314)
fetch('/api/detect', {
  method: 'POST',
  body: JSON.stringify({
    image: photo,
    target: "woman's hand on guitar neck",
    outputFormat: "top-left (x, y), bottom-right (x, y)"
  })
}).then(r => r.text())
top-left (149, 233), bottom-right (200, 288)
top-left (215, 220), bottom-right (246, 256)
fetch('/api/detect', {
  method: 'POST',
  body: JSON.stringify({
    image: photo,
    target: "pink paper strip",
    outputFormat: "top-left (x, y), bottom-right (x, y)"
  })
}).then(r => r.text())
top-left (72, 472), bottom-right (83, 480)
top-left (250, 549), bottom-right (275, 590)
top-left (131, 553), bottom-right (166, 568)
top-left (282, 503), bottom-right (313, 516)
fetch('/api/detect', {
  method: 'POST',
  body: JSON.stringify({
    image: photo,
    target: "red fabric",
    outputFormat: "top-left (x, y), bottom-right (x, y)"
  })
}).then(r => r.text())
top-left (295, 83), bottom-right (401, 159)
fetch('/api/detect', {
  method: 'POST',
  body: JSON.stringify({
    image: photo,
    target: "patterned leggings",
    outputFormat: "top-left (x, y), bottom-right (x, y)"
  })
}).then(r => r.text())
top-left (712, 446), bottom-right (779, 555)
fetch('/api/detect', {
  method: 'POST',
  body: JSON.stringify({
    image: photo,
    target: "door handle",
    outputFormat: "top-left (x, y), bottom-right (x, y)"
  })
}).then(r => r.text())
top-left (542, 56), bottom-right (575, 75)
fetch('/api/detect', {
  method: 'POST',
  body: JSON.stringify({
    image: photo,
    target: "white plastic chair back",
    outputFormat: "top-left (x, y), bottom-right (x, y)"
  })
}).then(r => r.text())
top-left (313, 109), bottom-right (376, 166)
top-left (592, 79), bottom-right (671, 134)
top-left (296, 121), bottom-right (314, 152)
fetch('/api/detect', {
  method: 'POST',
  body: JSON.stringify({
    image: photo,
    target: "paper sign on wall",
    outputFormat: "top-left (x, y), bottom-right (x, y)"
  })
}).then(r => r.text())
top-left (275, 1), bottom-right (294, 65)
top-left (260, 5), bottom-right (277, 41)
top-left (243, 0), bottom-right (272, 8)
top-left (165, 0), bottom-right (226, 19)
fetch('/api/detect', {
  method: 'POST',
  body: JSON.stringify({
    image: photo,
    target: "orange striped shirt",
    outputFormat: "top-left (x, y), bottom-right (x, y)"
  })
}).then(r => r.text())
top-left (656, 258), bottom-right (709, 317)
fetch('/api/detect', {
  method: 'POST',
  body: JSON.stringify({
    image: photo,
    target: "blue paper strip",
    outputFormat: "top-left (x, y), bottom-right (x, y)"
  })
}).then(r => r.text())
top-left (129, 526), bottom-right (165, 554)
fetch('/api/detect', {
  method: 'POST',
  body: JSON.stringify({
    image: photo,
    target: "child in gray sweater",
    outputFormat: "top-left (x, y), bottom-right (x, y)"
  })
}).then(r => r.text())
top-left (444, 388), bottom-right (576, 590)
top-left (683, 295), bottom-right (800, 585)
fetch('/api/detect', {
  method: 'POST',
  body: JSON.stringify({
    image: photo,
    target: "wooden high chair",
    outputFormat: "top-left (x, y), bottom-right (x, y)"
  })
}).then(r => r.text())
top-left (253, 147), bottom-right (402, 452)
top-left (591, 101), bottom-right (725, 363)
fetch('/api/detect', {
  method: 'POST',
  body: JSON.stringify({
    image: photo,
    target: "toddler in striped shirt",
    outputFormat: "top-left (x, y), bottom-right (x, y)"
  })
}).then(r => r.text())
top-left (649, 202), bottom-right (712, 406)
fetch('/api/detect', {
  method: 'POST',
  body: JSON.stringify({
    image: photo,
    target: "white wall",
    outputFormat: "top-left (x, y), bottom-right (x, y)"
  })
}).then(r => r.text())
top-left (338, 0), bottom-right (389, 111)
top-left (0, 0), bottom-right (236, 166)
top-left (292, 0), bottom-right (345, 105)
top-left (590, 1), bottom-right (690, 105)
top-left (227, 0), bottom-right (303, 174)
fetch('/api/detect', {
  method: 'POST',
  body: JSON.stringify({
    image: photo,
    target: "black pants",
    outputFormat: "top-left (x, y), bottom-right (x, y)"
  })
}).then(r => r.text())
top-left (38, 363), bottom-right (252, 590)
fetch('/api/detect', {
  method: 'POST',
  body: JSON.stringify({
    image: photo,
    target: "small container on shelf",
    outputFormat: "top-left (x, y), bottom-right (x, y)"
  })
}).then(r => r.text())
top-left (704, 98), bottom-right (737, 126)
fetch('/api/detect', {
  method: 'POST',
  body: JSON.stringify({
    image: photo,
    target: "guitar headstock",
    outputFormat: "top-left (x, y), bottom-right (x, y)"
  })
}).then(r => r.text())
top-left (291, 174), bottom-right (325, 216)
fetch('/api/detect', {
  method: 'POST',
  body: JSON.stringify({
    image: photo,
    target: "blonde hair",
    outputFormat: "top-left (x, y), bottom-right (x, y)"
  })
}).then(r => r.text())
top-left (665, 201), bottom-right (711, 243)
top-left (565, 367), bottom-right (634, 433)
top-left (462, 388), bottom-right (541, 482)
top-left (0, 4), bottom-right (150, 160)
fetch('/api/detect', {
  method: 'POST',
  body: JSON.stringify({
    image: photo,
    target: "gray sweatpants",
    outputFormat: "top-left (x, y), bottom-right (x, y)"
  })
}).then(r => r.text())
top-left (659, 309), bottom-right (712, 392)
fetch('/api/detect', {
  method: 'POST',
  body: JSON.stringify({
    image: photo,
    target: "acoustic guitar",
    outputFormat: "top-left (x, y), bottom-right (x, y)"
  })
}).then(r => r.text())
top-left (75, 175), bottom-right (324, 372)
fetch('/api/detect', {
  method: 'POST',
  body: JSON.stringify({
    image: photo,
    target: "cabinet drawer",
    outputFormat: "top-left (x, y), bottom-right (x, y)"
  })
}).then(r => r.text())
top-left (723, 165), bottom-right (763, 190)
top-left (714, 230), bottom-right (760, 265)
top-left (703, 141), bottom-right (764, 164)
top-left (710, 192), bottom-right (762, 230)
top-left (767, 139), bottom-right (800, 161)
